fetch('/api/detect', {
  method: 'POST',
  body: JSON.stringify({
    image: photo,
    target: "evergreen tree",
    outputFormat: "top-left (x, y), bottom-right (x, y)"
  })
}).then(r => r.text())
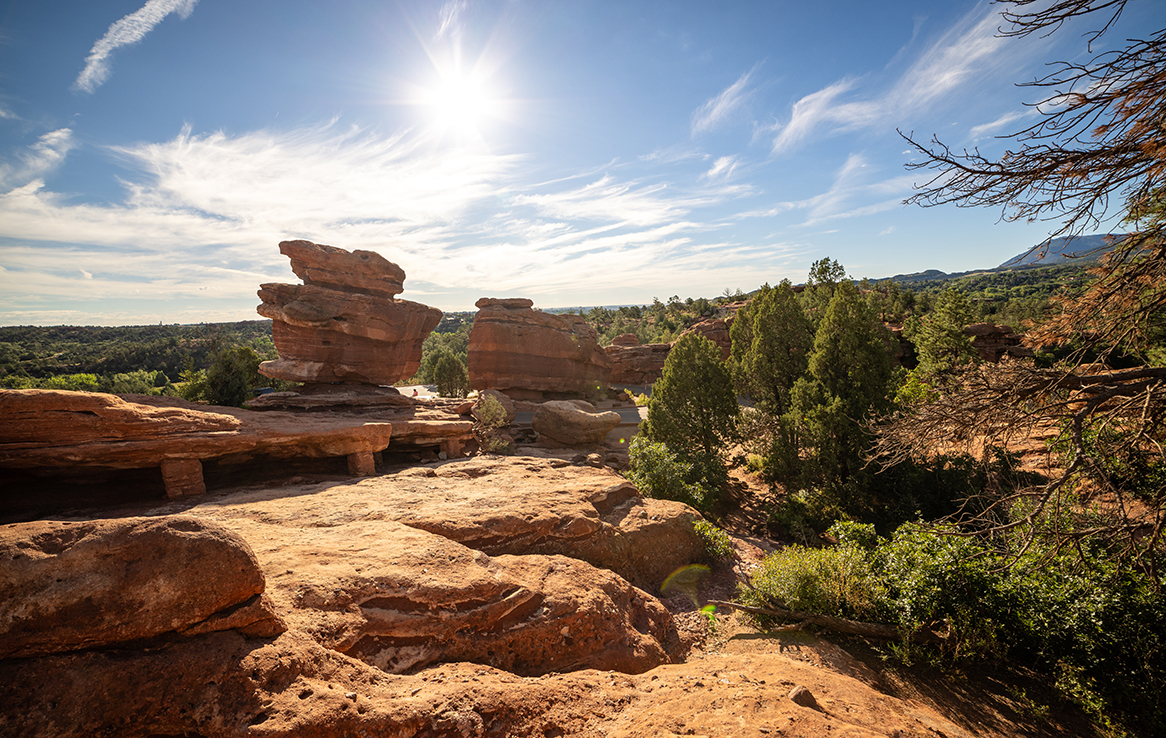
top-left (433, 350), bottom-right (470, 398)
top-left (728, 280), bottom-right (813, 416)
top-left (908, 286), bottom-right (977, 376)
top-left (642, 333), bottom-right (739, 495)
top-left (782, 281), bottom-right (896, 494)
top-left (800, 256), bottom-right (847, 328)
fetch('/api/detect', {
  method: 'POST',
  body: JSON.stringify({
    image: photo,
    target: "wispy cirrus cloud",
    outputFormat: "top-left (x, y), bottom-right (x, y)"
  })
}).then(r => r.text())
top-left (74, 0), bottom-right (198, 93)
top-left (0, 128), bottom-right (75, 189)
top-left (743, 153), bottom-right (913, 226)
top-left (692, 63), bottom-right (761, 136)
top-left (768, 1), bottom-right (1038, 155)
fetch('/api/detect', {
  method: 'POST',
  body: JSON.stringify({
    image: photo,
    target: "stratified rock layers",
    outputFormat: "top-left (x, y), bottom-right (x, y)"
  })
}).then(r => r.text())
top-left (258, 240), bottom-right (441, 385)
top-left (468, 298), bottom-right (611, 395)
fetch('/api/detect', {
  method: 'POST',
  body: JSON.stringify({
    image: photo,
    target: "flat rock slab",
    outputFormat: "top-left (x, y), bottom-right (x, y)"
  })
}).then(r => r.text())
top-left (177, 455), bottom-right (703, 591)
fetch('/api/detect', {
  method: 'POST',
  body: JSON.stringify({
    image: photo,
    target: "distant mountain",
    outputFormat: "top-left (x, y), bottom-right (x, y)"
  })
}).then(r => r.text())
top-left (887, 233), bottom-right (1126, 285)
top-left (997, 234), bottom-right (1123, 268)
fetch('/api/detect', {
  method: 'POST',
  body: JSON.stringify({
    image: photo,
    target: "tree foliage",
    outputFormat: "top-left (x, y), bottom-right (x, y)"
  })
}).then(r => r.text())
top-left (727, 280), bottom-right (813, 416)
top-left (906, 286), bottom-right (978, 377)
top-left (885, 0), bottom-right (1166, 575)
top-left (642, 333), bottom-right (739, 494)
top-left (785, 281), bottom-right (896, 491)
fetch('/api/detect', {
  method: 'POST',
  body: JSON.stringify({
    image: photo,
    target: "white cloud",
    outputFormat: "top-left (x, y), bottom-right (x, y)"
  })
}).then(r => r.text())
top-left (968, 110), bottom-right (1029, 140)
top-left (769, 1), bottom-right (1040, 154)
top-left (436, 0), bottom-right (468, 41)
top-left (74, 0), bottom-right (198, 93)
top-left (691, 63), bottom-right (760, 136)
top-left (703, 155), bottom-right (739, 181)
top-left (0, 129), bottom-right (75, 189)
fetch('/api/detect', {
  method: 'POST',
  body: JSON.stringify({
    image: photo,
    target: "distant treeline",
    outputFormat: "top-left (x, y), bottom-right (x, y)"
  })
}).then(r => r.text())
top-left (0, 321), bottom-right (274, 385)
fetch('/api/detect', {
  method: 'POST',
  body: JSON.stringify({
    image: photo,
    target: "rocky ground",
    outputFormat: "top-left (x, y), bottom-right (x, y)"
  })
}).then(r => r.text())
top-left (1, 443), bottom-right (1100, 737)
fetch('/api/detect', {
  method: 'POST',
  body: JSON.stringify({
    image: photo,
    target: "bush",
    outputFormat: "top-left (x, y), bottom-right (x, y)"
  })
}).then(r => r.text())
top-left (740, 542), bottom-right (888, 623)
top-left (694, 520), bottom-right (734, 562)
top-left (473, 393), bottom-right (513, 455)
top-left (626, 436), bottom-right (708, 510)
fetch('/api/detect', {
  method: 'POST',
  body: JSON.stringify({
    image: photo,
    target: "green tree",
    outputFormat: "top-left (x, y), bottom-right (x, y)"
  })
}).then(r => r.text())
top-left (203, 346), bottom-right (262, 407)
top-left (432, 350), bottom-right (470, 398)
top-left (907, 286), bottom-right (977, 376)
top-left (801, 256), bottom-right (847, 328)
top-left (728, 280), bottom-right (813, 416)
top-left (642, 333), bottom-right (739, 495)
top-left (784, 281), bottom-right (896, 494)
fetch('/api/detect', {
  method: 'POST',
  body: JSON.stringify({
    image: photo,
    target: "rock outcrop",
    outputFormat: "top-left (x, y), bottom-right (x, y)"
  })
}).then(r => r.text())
top-left (257, 240), bottom-right (442, 385)
top-left (468, 297), bottom-right (612, 398)
top-left (605, 335), bottom-right (672, 385)
top-left (680, 317), bottom-right (732, 359)
top-left (964, 322), bottom-right (1035, 362)
top-left (532, 400), bottom-right (622, 446)
top-left (0, 516), bottom-right (283, 660)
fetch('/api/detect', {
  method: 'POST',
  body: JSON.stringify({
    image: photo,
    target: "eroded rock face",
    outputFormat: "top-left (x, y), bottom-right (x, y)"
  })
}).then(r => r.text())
top-left (468, 297), bottom-right (612, 398)
top-left (0, 516), bottom-right (283, 659)
top-left (606, 341), bottom-right (672, 384)
top-left (532, 400), bottom-right (622, 446)
top-left (257, 240), bottom-right (442, 385)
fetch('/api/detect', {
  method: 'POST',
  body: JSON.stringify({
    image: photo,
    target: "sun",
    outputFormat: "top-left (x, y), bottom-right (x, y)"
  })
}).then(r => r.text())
top-left (423, 68), bottom-right (498, 139)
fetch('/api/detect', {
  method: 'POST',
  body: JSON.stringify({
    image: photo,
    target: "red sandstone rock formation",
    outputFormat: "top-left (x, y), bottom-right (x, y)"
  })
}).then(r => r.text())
top-left (680, 317), bottom-right (732, 359)
top-left (963, 322), bottom-right (1035, 362)
top-left (606, 339), bottom-right (672, 384)
top-left (468, 297), bottom-right (612, 398)
top-left (0, 390), bottom-right (474, 501)
top-left (257, 240), bottom-right (442, 385)
top-left (0, 516), bottom-right (283, 659)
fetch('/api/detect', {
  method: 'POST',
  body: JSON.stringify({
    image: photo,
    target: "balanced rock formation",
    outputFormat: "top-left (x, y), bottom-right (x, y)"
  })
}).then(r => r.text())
top-left (257, 240), bottom-right (442, 385)
top-left (532, 400), bottom-right (622, 446)
top-left (0, 516), bottom-right (283, 660)
top-left (963, 322), bottom-right (1035, 362)
top-left (605, 333), bottom-right (672, 385)
top-left (468, 297), bottom-right (612, 398)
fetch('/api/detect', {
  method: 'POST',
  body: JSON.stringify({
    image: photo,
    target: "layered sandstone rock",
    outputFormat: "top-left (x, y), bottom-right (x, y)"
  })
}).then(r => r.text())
top-left (964, 322), bottom-right (1035, 362)
top-left (606, 338), bottom-right (672, 385)
top-left (257, 240), bottom-right (442, 385)
top-left (468, 297), bottom-right (612, 398)
top-left (0, 390), bottom-right (401, 500)
top-left (532, 400), bottom-right (622, 446)
top-left (0, 516), bottom-right (283, 659)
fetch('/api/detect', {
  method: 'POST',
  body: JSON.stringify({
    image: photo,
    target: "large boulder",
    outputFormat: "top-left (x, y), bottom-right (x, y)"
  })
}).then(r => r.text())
top-left (468, 297), bottom-right (612, 398)
top-left (532, 400), bottom-right (622, 446)
top-left (257, 240), bottom-right (442, 385)
top-left (0, 516), bottom-right (283, 659)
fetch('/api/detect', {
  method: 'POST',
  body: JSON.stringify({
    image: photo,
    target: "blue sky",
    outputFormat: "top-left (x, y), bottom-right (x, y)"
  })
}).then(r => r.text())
top-left (0, 0), bottom-right (1151, 325)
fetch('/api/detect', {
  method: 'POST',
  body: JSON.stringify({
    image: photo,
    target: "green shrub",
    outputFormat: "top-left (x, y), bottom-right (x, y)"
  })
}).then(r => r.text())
top-left (693, 520), bottom-right (734, 562)
top-left (626, 436), bottom-right (707, 510)
top-left (740, 543), bottom-right (888, 623)
top-left (473, 394), bottom-right (513, 455)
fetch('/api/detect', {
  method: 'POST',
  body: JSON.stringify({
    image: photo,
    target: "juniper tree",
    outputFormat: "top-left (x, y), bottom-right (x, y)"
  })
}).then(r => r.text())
top-left (642, 332), bottom-right (739, 495)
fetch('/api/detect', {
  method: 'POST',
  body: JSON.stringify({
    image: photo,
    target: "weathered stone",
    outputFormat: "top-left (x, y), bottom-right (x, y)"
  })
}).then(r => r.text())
top-left (0, 390), bottom-right (397, 499)
top-left (611, 333), bottom-right (640, 346)
top-left (257, 240), bottom-right (442, 386)
top-left (471, 388), bottom-right (516, 424)
top-left (789, 684), bottom-right (822, 710)
top-left (279, 239), bottom-right (406, 297)
top-left (963, 322), bottom-right (1035, 362)
top-left (532, 400), bottom-right (622, 446)
top-left (680, 317), bottom-right (732, 360)
top-left (606, 341), bottom-right (671, 384)
top-left (0, 516), bottom-right (282, 659)
top-left (0, 389), bottom-right (240, 445)
top-left (468, 297), bottom-right (611, 396)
